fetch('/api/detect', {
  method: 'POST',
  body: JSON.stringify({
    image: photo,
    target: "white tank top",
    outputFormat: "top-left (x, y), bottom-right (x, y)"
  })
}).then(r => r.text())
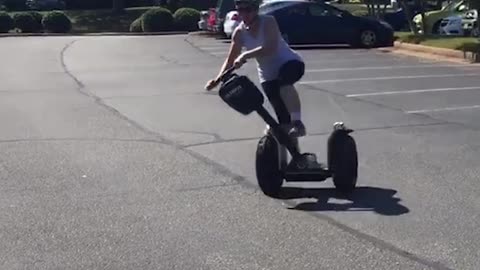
top-left (237, 15), bottom-right (303, 83)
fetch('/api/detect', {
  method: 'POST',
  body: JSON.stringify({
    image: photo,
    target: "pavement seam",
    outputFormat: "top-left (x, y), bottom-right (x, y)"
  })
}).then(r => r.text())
top-left (59, 37), bottom-right (454, 270)
top-left (0, 138), bottom-right (165, 144)
top-left (182, 122), bottom-right (452, 148)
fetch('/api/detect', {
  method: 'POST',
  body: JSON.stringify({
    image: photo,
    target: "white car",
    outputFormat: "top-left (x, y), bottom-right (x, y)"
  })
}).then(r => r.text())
top-left (223, 10), bottom-right (241, 38)
top-left (439, 9), bottom-right (478, 36)
top-left (439, 15), bottom-right (464, 36)
top-left (198, 10), bottom-right (210, 31)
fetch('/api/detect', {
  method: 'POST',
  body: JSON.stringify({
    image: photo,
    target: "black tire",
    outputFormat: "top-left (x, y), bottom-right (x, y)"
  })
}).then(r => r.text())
top-left (255, 135), bottom-right (283, 197)
top-left (358, 29), bottom-right (377, 48)
top-left (327, 131), bottom-right (358, 193)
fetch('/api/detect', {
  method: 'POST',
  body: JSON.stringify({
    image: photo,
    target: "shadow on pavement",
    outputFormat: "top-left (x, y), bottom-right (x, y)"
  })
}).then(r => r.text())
top-left (278, 186), bottom-right (409, 216)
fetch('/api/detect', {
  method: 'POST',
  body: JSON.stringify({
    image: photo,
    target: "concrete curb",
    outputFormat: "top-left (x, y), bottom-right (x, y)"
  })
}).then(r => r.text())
top-left (386, 40), bottom-right (480, 63)
top-left (0, 31), bottom-right (190, 37)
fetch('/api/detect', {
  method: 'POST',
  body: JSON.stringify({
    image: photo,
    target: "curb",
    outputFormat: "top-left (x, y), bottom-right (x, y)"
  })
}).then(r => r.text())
top-left (386, 40), bottom-right (480, 63)
top-left (0, 31), bottom-right (190, 37)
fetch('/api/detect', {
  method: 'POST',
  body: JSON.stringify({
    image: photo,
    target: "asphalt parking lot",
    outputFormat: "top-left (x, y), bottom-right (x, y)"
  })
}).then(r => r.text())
top-left (1, 34), bottom-right (480, 269)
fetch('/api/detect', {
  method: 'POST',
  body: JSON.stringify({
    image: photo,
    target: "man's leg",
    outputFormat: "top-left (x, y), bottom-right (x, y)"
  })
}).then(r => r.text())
top-left (262, 80), bottom-right (291, 125)
top-left (278, 60), bottom-right (306, 137)
top-left (279, 84), bottom-right (303, 125)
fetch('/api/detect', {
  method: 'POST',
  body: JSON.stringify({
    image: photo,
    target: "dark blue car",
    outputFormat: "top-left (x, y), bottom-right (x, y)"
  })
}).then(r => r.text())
top-left (259, 0), bottom-right (395, 48)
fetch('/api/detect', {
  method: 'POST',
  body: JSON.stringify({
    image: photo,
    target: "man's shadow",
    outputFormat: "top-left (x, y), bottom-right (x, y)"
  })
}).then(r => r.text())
top-left (276, 186), bottom-right (409, 216)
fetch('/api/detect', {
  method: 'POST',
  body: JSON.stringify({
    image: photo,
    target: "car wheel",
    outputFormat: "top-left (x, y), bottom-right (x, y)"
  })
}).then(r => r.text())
top-left (359, 29), bottom-right (377, 48)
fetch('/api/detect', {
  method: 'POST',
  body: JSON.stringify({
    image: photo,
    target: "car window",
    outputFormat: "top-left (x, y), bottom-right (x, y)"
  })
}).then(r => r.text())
top-left (309, 4), bottom-right (330, 16)
top-left (286, 4), bottom-right (308, 16)
top-left (259, 2), bottom-right (300, 14)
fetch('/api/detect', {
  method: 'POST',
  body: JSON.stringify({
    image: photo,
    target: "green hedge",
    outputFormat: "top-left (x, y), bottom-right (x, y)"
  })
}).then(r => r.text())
top-left (0, 11), bottom-right (14, 32)
top-left (173, 7), bottom-right (199, 31)
top-left (29, 11), bottom-right (43, 24)
top-left (12, 12), bottom-right (38, 33)
top-left (141, 7), bottom-right (173, 32)
top-left (42, 11), bottom-right (72, 33)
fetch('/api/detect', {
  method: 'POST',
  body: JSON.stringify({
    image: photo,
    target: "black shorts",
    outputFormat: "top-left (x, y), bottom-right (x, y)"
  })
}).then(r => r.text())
top-left (261, 59), bottom-right (305, 124)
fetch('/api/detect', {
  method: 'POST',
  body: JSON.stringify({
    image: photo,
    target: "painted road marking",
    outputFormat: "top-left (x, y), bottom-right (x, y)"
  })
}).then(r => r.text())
top-left (346, 86), bottom-right (480, 98)
top-left (307, 64), bottom-right (473, 73)
top-left (300, 73), bottom-right (479, 84)
top-left (406, 105), bottom-right (480, 114)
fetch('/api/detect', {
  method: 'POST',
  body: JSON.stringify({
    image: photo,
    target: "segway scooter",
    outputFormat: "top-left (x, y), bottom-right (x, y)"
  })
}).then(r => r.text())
top-left (214, 65), bottom-right (358, 197)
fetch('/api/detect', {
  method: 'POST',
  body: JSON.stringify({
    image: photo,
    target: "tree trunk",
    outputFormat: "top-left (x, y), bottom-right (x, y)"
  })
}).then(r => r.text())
top-left (416, 0), bottom-right (427, 34)
top-left (113, 0), bottom-right (125, 14)
top-left (399, 0), bottom-right (417, 33)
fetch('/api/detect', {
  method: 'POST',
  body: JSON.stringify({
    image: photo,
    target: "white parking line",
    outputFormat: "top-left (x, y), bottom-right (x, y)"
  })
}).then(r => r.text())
top-left (299, 73), bottom-right (479, 84)
top-left (307, 64), bottom-right (472, 73)
top-left (210, 51), bottom-right (228, 56)
top-left (303, 58), bottom-right (438, 65)
top-left (201, 46), bottom-right (230, 51)
top-left (406, 105), bottom-right (480, 114)
top-left (346, 86), bottom-right (480, 97)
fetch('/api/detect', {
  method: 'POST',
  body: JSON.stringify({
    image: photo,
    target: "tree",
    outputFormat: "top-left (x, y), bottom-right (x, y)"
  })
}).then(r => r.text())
top-left (364, 0), bottom-right (390, 18)
top-left (397, 0), bottom-right (417, 33)
top-left (113, 0), bottom-right (125, 13)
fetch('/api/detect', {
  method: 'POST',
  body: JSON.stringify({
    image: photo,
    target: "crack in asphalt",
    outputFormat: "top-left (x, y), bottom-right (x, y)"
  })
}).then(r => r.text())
top-left (182, 122), bottom-right (451, 148)
top-left (59, 37), bottom-right (455, 270)
top-left (0, 138), bottom-right (165, 145)
top-left (184, 35), bottom-right (225, 58)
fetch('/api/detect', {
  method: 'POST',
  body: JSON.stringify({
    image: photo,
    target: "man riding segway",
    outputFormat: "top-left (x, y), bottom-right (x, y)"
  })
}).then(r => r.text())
top-left (205, 0), bottom-right (307, 138)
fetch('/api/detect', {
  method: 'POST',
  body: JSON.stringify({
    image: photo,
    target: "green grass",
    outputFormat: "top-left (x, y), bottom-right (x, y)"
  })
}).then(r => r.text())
top-left (395, 31), bottom-right (480, 52)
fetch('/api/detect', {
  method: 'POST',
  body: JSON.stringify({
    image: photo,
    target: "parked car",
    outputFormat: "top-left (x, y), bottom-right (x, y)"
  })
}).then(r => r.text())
top-left (413, 0), bottom-right (468, 34)
top-left (439, 9), bottom-right (478, 36)
top-left (462, 9), bottom-right (478, 37)
top-left (26, 0), bottom-right (65, 10)
top-left (258, 0), bottom-right (394, 48)
top-left (214, 0), bottom-right (236, 34)
top-left (198, 10), bottom-right (210, 31)
top-left (223, 10), bottom-right (241, 38)
top-left (439, 14), bottom-right (464, 35)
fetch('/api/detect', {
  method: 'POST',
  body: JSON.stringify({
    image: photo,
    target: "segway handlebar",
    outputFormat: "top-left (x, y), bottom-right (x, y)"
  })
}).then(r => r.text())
top-left (217, 65), bottom-right (238, 83)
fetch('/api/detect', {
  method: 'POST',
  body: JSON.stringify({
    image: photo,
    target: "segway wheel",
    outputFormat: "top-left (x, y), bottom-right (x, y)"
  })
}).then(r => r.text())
top-left (256, 135), bottom-right (283, 197)
top-left (328, 131), bottom-right (358, 193)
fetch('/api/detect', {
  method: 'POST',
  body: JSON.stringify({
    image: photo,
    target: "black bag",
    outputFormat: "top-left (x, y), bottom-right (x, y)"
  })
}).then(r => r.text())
top-left (219, 74), bottom-right (264, 115)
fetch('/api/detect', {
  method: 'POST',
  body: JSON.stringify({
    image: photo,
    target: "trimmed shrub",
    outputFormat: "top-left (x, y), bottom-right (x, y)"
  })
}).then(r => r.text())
top-left (13, 12), bottom-right (37, 33)
top-left (42, 11), bottom-right (72, 33)
top-left (129, 17), bottom-right (143, 32)
top-left (173, 7), bottom-right (199, 31)
top-left (141, 7), bottom-right (173, 32)
top-left (0, 12), bottom-right (14, 33)
top-left (28, 11), bottom-right (43, 32)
